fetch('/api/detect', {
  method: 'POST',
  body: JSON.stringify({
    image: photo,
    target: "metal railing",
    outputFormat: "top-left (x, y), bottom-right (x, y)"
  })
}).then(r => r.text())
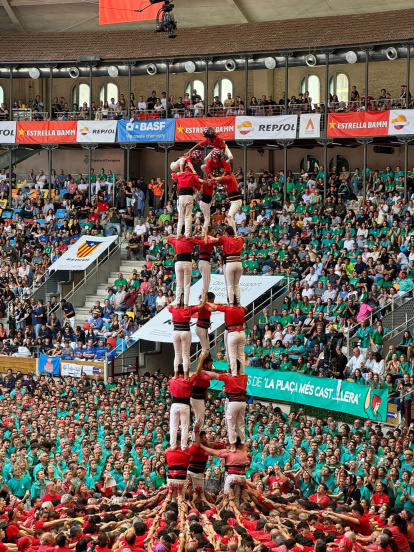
top-left (189, 277), bottom-right (294, 369)
top-left (0, 97), bottom-right (412, 122)
top-left (345, 292), bottom-right (414, 357)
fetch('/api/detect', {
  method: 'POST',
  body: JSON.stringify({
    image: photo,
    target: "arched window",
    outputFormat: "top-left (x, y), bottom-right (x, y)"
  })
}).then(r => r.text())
top-left (300, 74), bottom-right (320, 104)
top-left (185, 79), bottom-right (205, 101)
top-left (300, 154), bottom-right (320, 173)
top-left (329, 72), bottom-right (349, 102)
top-left (0, 86), bottom-right (4, 106)
top-left (71, 83), bottom-right (90, 107)
top-left (99, 82), bottom-right (119, 104)
top-left (329, 154), bottom-right (350, 172)
top-left (213, 78), bottom-right (233, 103)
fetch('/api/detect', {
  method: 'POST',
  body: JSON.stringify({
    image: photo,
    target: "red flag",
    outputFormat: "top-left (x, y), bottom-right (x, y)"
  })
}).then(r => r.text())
top-left (99, 0), bottom-right (160, 25)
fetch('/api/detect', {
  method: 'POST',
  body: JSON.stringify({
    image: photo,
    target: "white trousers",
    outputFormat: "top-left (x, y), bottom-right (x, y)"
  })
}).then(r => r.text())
top-left (187, 471), bottom-right (205, 492)
top-left (173, 330), bottom-right (191, 374)
top-left (175, 261), bottom-right (192, 307)
top-left (225, 262), bottom-right (243, 305)
top-left (227, 199), bottom-right (242, 233)
top-left (195, 325), bottom-right (210, 356)
top-left (91, 182), bottom-right (101, 196)
top-left (226, 401), bottom-right (246, 444)
top-left (170, 159), bottom-right (181, 172)
top-left (170, 402), bottom-right (190, 450)
top-left (177, 194), bottom-right (193, 237)
top-left (198, 260), bottom-right (211, 293)
top-left (191, 397), bottom-right (206, 439)
top-left (227, 330), bottom-right (245, 376)
top-left (224, 473), bottom-right (246, 496)
top-left (199, 200), bottom-right (211, 230)
top-left (67, 316), bottom-right (76, 330)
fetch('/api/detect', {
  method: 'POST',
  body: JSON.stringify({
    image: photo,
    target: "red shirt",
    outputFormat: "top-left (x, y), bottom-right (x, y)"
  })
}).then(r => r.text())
top-left (372, 492), bottom-right (390, 504)
top-left (202, 180), bottom-right (214, 199)
top-left (308, 493), bottom-right (330, 508)
top-left (198, 135), bottom-right (226, 150)
top-left (219, 373), bottom-right (248, 396)
top-left (42, 493), bottom-right (62, 503)
top-left (165, 445), bottom-right (198, 470)
top-left (216, 305), bottom-right (245, 327)
top-left (220, 175), bottom-right (239, 195)
top-left (167, 236), bottom-right (197, 255)
top-left (215, 235), bottom-right (244, 256)
top-left (205, 157), bottom-right (230, 176)
top-left (176, 172), bottom-right (201, 193)
top-left (192, 238), bottom-right (214, 261)
top-left (168, 305), bottom-right (199, 327)
top-left (348, 515), bottom-right (372, 536)
top-left (168, 373), bottom-right (198, 398)
top-left (194, 305), bottom-right (212, 328)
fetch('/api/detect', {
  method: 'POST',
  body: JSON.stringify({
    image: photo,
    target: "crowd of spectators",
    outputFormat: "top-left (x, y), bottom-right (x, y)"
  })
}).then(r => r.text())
top-left (0, 83), bottom-right (411, 122)
top-left (0, 369), bottom-right (411, 552)
top-left (1, 156), bottom-right (414, 394)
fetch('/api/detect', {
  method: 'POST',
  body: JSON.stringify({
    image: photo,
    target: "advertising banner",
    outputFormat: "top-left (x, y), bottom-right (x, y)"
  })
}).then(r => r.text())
top-left (16, 121), bottom-right (78, 143)
top-left (47, 235), bottom-right (117, 272)
top-left (175, 117), bottom-right (235, 141)
top-left (388, 110), bottom-right (414, 135)
top-left (131, 274), bottom-right (283, 343)
top-left (208, 367), bottom-right (388, 421)
top-left (76, 120), bottom-right (117, 143)
top-left (327, 112), bottom-right (389, 137)
top-left (299, 114), bottom-right (321, 138)
top-left (0, 121), bottom-right (16, 144)
top-left (235, 115), bottom-right (297, 140)
top-left (117, 119), bottom-right (175, 142)
top-left (39, 353), bottom-right (60, 375)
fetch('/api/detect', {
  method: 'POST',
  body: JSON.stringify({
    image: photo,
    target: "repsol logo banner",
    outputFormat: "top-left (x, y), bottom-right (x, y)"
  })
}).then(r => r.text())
top-left (76, 121), bottom-right (117, 143)
top-left (235, 115), bottom-right (297, 139)
top-left (0, 122), bottom-right (16, 143)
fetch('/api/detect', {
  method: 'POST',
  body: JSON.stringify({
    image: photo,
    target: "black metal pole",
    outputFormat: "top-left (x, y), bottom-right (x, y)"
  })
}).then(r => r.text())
top-left (244, 56), bottom-right (249, 114)
top-left (128, 63), bottom-right (132, 119)
top-left (324, 50), bottom-right (333, 134)
top-left (407, 44), bottom-right (412, 107)
top-left (284, 53), bottom-right (289, 113)
top-left (8, 148), bottom-right (12, 207)
top-left (364, 48), bottom-right (371, 112)
top-left (165, 60), bottom-right (171, 118)
top-left (89, 65), bottom-right (93, 119)
top-left (9, 66), bottom-right (13, 117)
top-left (49, 66), bottom-right (53, 119)
top-left (405, 140), bottom-right (409, 199)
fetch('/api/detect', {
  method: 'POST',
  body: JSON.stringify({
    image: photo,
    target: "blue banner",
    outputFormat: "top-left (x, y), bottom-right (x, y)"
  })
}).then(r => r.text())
top-left (117, 119), bottom-right (175, 142)
top-left (39, 353), bottom-right (60, 375)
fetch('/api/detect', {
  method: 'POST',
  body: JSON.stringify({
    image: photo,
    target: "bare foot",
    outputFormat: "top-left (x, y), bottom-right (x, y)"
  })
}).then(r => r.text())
top-left (184, 373), bottom-right (189, 380)
top-left (173, 372), bottom-right (178, 379)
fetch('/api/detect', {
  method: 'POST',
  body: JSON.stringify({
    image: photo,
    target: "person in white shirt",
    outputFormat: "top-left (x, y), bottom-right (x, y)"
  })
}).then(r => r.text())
top-left (345, 347), bottom-right (366, 377)
top-left (108, 98), bottom-right (117, 110)
top-left (304, 268), bottom-right (318, 288)
top-left (301, 281), bottom-right (315, 300)
top-left (302, 192), bottom-right (313, 203)
top-left (134, 219), bottom-right (147, 246)
top-left (0, 169), bottom-right (6, 182)
top-left (343, 234), bottom-right (355, 251)
top-left (35, 170), bottom-right (47, 190)
top-left (321, 283), bottom-right (338, 303)
top-left (137, 96), bottom-right (146, 111)
top-left (234, 209), bottom-right (246, 227)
